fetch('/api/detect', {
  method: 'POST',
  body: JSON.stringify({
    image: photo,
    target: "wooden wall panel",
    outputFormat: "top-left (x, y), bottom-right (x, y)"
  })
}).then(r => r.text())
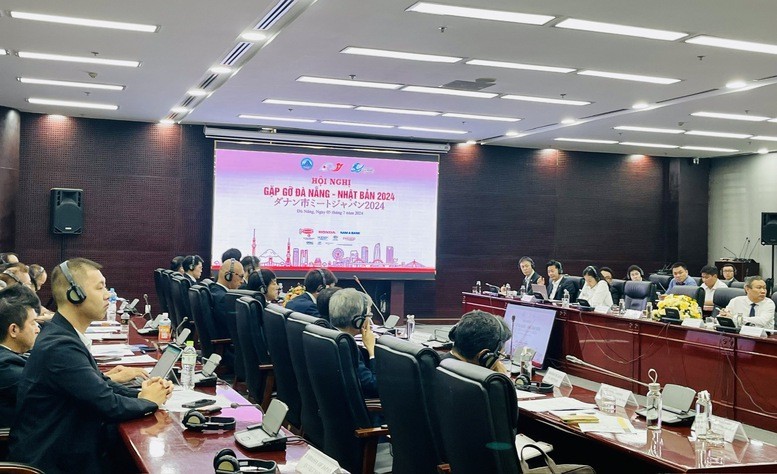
top-left (0, 107), bottom-right (20, 252)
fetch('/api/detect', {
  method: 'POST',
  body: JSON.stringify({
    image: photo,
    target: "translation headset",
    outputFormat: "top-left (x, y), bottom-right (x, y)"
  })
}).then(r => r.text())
top-left (584, 265), bottom-right (599, 279)
top-left (183, 409), bottom-right (236, 432)
top-left (224, 259), bottom-right (235, 282)
top-left (59, 261), bottom-right (87, 305)
top-left (2, 270), bottom-right (22, 285)
top-left (30, 267), bottom-right (45, 291)
top-left (548, 260), bottom-right (563, 274)
top-left (315, 268), bottom-right (327, 292)
top-left (520, 256), bottom-right (535, 270)
top-left (257, 271), bottom-right (268, 295)
top-left (213, 448), bottom-right (277, 474)
top-left (187, 256), bottom-right (198, 272)
top-left (351, 292), bottom-right (370, 330)
top-left (448, 315), bottom-right (504, 369)
top-left (514, 374), bottom-right (554, 394)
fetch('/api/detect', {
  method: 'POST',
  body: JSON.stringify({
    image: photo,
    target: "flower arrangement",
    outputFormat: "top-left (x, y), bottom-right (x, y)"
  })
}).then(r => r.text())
top-left (651, 294), bottom-right (702, 320)
top-left (283, 284), bottom-right (306, 306)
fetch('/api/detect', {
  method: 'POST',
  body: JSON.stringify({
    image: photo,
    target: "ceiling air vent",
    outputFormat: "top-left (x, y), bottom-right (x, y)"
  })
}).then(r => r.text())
top-left (442, 78), bottom-right (496, 91)
top-left (199, 74), bottom-right (219, 89)
top-left (255, 0), bottom-right (298, 30)
top-left (221, 42), bottom-right (253, 66)
top-left (181, 96), bottom-right (195, 107)
top-left (656, 89), bottom-right (716, 103)
top-left (579, 109), bottom-right (626, 120)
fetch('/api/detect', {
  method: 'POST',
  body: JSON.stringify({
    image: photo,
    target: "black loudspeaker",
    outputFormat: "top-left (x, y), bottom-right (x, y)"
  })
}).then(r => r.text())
top-left (50, 188), bottom-right (83, 235)
top-left (762, 212), bottom-right (777, 245)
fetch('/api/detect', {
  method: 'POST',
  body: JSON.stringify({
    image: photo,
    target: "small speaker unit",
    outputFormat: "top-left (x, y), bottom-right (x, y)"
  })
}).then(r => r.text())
top-left (50, 188), bottom-right (83, 235)
top-left (761, 212), bottom-right (777, 245)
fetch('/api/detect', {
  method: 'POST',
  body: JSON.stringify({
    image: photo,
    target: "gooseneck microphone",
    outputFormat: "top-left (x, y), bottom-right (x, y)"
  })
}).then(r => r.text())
top-left (723, 247), bottom-right (738, 260)
top-left (353, 275), bottom-right (387, 326)
top-left (174, 317), bottom-right (189, 339)
top-left (230, 402), bottom-right (263, 410)
top-left (484, 283), bottom-right (501, 292)
top-left (565, 355), bottom-right (649, 388)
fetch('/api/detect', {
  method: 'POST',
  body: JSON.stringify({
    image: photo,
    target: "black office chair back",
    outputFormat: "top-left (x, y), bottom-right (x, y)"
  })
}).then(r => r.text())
top-left (375, 335), bottom-right (444, 474)
top-left (712, 287), bottom-right (746, 308)
top-left (623, 281), bottom-right (655, 311)
top-left (175, 276), bottom-right (194, 331)
top-left (235, 296), bottom-right (273, 403)
top-left (567, 276), bottom-right (584, 292)
top-left (195, 285), bottom-right (221, 359)
top-left (263, 306), bottom-right (302, 428)
top-left (730, 281), bottom-right (745, 289)
top-left (286, 311), bottom-right (330, 447)
top-left (161, 271), bottom-right (179, 327)
top-left (435, 358), bottom-right (519, 474)
top-left (222, 290), bottom-right (262, 381)
top-left (189, 285), bottom-right (213, 357)
top-left (268, 303), bottom-right (294, 318)
top-left (302, 324), bottom-right (372, 473)
top-left (668, 285), bottom-right (705, 307)
top-left (610, 279), bottom-right (626, 298)
top-left (648, 273), bottom-right (672, 293)
top-left (153, 268), bottom-right (169, 314)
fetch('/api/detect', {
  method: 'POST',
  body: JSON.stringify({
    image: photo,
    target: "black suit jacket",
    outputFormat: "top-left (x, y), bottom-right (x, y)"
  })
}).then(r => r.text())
top-left (546, 276), bottom-right (579, 302)
top-left (208, 282), bottom-right (233, 340)
top-left (0, 346), bottom-right (27, 426)
top-left (522, 271), bottom-right (541, 295)
top-left (285, 292), bottom-right (320, 317)
top-left (9, 313), bottom-right (157, 473)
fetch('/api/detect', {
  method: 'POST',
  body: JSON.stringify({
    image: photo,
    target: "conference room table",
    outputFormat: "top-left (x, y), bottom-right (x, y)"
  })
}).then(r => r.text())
top-left (462, 292), bottom-right (777, 433)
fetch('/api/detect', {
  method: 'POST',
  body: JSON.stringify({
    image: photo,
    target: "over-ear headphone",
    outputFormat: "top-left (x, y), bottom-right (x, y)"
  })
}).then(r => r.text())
top-left (59, 261), bottom-right (87, 305)
top-left (520, 256), bottom-right (535, 270)
top-left (2, 270), bottom-right (22, 285)
top-left (351, 292), bottom-right (369, 330)
top-left (186, 256), bottom-right (197, 272)
top-left (514, 375), bottom-right (554, 394)
top-left (213, 448), bottom-right (277, 473)
top-left (257, 271), bottom-right (268, 295)
top-left (547, 260), bottom-right (563, 274)
top-left (477, 317), bottom-right (504, 369)
top-left (583, 266), bottom-right (599, 279)
top-left (224, 259), bottom-right (235, 282)
top-left (315, 268), bottom-right (327, 292)
top-left (183, 410), bottom-right (236, 431)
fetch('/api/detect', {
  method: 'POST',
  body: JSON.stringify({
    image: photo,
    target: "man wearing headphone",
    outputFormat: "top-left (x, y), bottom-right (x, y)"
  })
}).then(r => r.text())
top-left (518, 256), bottom-right (541, 295)
top-left (329, 288), bottom-right (379, 398)
top-left (537, 260), bottom-right (579, 301)
top-left (8, 258), bottom-right (172, 473)
top-left (182, 255), bottom-right (204, 284)
top-left (209, 259), bottom-right (245, 340)
top-left (442, 310), bottom-right (512, 375)
top-left (285, 268), bottom-right (338, 317)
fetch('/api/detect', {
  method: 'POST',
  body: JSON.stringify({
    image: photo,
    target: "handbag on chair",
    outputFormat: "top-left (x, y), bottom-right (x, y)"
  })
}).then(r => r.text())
top-left (519, 444), bottom-right (595, 474)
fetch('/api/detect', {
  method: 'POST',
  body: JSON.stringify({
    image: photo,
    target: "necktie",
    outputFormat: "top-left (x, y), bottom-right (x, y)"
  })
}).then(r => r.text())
top-left (750, 303), bottom-right (756, 318)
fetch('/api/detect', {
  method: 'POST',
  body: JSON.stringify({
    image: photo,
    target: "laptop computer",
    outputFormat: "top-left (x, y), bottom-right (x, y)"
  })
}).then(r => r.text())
top-left (124, 344), bottom-right (183, 388)
top-left (531, 283), bottom-right (549, 301)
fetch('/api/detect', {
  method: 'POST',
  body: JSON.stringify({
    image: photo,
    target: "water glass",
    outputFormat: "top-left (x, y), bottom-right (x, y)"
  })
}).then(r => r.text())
top-left (599, 388), bottom-right (616, 413)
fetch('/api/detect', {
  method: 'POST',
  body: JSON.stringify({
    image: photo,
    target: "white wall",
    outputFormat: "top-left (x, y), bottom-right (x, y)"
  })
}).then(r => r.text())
top-left (709, 152), bottom-right (777, 279)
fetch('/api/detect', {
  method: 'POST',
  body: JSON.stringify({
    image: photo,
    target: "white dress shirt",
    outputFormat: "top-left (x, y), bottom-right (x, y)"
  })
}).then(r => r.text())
top-left (549, 278), bottom-right (561, 300)
top-left (725, 296), bottom-right (775, 329)
top-left (578, 280), bottom-right (613, 308)
top-left (701, 279), bottom-right (728, 305)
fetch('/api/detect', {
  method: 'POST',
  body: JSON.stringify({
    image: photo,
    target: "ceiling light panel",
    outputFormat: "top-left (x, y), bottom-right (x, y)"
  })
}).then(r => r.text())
top-left (320, 121), bottom-right (394, 129)
top-left (614, 125), bottom-right (684, 134)
top-left (297, 76), bottom-right (401, 89)
top-left (691, 111), bottom-right (769, 122)
top-left (10, 11), bottom-right (159, 32)
top-left (441, 112), bottom-right (520, 122)
top-left (555, 138), bottom-right (617, 144)
top-left (501, 94), bottom-right (590, 106)
top-left (685, 130), bottom-right (751, 139)
top-left (686, 35), bottom-right (777, 54)
top-left (681, 146), bottom-right (739, 152)
top-left (554, 18), bottom-right (687, 41)
top-left (466, 59), bottom-right (575, 74)
top-left (406, 2), bottom-right (555, 25)
top-left (238, 114), bottom-right (316, 123)
top-left (263, 99), bottom-right (354, 109)
top-left (18, 51), bottom-right (140, 67)
top-left (355, 106), bottom-right (440, 116)
top-left (619, 142), bottom-right (678, 149)
top-left (401, 86), bottom-right (497, 98)
top-left (341, 47), bottom-right (461, 63)
top-left (18, 77), bottom-right (125, 90)
top-left (27, 98), bottom-right (118, 110)
top-left (577, 70), bottom-right (680, 84)
top-left (751, 136), bottom-right (777, 141)
top-left (398, 125), bottom-right (468, 134)
top-left (0, 49), bottom-right (6, 56)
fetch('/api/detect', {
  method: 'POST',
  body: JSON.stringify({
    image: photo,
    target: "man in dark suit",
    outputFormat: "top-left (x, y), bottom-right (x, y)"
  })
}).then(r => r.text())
top-left (285, 268), bottom-right (338, 317)
top-left (208, 258), bottom-right (244, 339)
top-left (8, 258), bottom-right (172, 473)
top-left (518, 256), bottom-right (541, 295)
top-left (328, 288), bottom-right (378, 398)
top-left (538, 260), bottom-right (579, 301)
top-left (440, 310), bottom-right (512, 375)
top-left (0, 285), bottom-right (41, 425)
top-left (182, 255), bottom-right (204, 284)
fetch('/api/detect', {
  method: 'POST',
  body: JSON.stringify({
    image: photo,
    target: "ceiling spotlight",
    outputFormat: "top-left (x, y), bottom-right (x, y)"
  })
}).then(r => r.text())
top-left (171, 106), bottom-right (189, 113)
top-left (560, 118), bottom-right (577, 125)
top-left (632, 101), bottom-right (650, 110)
top-left (505, 131), bottom-right (524, 137)
top-left (726, 80), bottom-right (747, 89)
top-left (758, 147), bottom-right (769, 154)
top-left (465, 140), bottom-right (477, 145)
top-left (159, 119), bottom-right (175, 125)
top-left (241, 31), bottom-right (267, 42)
top-left (210, 65), bottom-right (233, 74)
top-left (187, 88), bottom-right (209, 97)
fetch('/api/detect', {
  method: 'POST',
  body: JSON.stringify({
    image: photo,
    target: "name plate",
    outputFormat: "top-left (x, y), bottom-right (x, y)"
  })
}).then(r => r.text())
top-left (296, 446), bottom-right (342, 474)
top-left (521, 294), bottom-right (535, 303)
top-left (596, 383), bottom-right (639, 407)
top-left (709, 415), bottom-right (748, 443)
top-left (542, 367), bottom-right (572, 388)
top-left (623, 309), bottom-right (642, 319)
top-left (409, 331), bottom-right (432, 344)
top-left (681, 318), bottom-right (704, 328)
top-left (594, 305), bottom-right (611, 314)
top-left (739, 325), bottom-right (767, 338)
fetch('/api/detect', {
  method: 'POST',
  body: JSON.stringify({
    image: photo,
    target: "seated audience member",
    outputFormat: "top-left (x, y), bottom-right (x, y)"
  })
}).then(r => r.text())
top-left (316, 286), bottom-right (343, 322)
top-left (209, 259), bottom-right (244, 339)
top-left (246, 269), bottom-right (278, 306)
top-left (8, 258), bottom-right (172, 473)
top-left (518, 256), bottom-right (541, 295)
top-left (538, 260), bottom-right (578, 301)
top-left (700, 265), bottom-right (728, 306)
top-left (721, 276), bottom-right (775, 329)
top-left (328, 288), bottom-right (379, 398)
top-left (27, 264), bottom-right (55, 321)
top-left (667, 262), bottom-right (698, 290)
top-left (0, 285), bottom-right (41, 425)
top-left (0, 252), bottom-right (19, 265)
top-left (182, 255), bottom-right (204, 284)
top-left (170, 255), bottom-right (185, 274)
top-left (627, 265), bottom-right (645, 282)
top-left (578, 266), bottom-right (613, 308)
top-left (239, 256), bottom-right (261, 289)
top-left (721, 264), bottom-right (737, 284)
top-left (442, 310), bottom-right (511, 375)
top-left (221, 248), bottom-right (242, 263)
top-left (285, 268), bottom-right (338, 317)
top-left (0, 263), bottom-right (33, 290)
top-left (599, 267), bottom-right (622, 304)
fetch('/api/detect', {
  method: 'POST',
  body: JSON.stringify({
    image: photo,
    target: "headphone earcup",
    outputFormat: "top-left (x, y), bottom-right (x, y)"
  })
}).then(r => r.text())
top-left (478, 351), bottom-right (498, 369)
top-left (352, 315), bottom-right (366, 330)
top-left (515, 374), bottom-right (531, 387)
top-left (448, 323), bottom-right (458, 342)
top-left (213, 449), bottom-right (236, 470)
top-left (214, 455), bottom-right (240, 473)
top-left (183, 409), bottom-right (206, 429)
top-left (67, 286), bottom-right (86, 305)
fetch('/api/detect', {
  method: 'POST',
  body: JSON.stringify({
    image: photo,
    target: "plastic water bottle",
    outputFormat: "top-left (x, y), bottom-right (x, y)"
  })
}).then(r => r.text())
top-left (562, 290), bottom-right (570, 309)
top-left (645, 302), bottom-right (653, 318)
top-left (406, 314), bottom-right (415, 338)
top-left (180, 340), bottom-right (197, 390)
top-left (107, 288), bottom-right (117, 322)
top-left (158, 313), bottom-right (172, 343)
top-left (505, 283), bottom-right (511, 297)
top-left (692, 390), bottom-right (711, 439)
top-left (645, 381), bottom-right (663, 430)
top-left (619, 298), bottom-right (626, 315)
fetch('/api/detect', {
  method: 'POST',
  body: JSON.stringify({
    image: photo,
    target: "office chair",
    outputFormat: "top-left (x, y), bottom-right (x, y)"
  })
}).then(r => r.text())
top-left (263, 306), bottom-right (302, 429)
top-left (623, 281), bottom-right (656, 311)
top-left (153, 268), bottom-right (169, 314)
top-left (712, 287), bottom-right (746, 309)
top-left (648, 274), bottom-right (673, 293)
top-left (667, 286), bottom-right (705, 308)
top-left (235, 297), bottom-right (274, 409)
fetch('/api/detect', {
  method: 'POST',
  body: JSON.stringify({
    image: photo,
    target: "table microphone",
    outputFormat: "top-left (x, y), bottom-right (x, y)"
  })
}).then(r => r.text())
top-left (230, 402), bottom-right (263, 412)
top-left (565, 355), bottom-right (649, 388)
top-left (174, 317), bottom-right (189, 340)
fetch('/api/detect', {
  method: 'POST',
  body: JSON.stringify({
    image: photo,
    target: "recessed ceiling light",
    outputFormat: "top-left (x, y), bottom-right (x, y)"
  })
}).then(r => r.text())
top-left (505, 131), bottom-right (524, 137)
top-left (401, 85), bottom-right (497, 98)
top-left (159, 119), bottom-right (175, 125)
top-left (691, 111), bottom-right (769, 122)
top-left (18, 77), bottom-right (125, 90)
top-left (27, 98), bottom-right (118, 110)
top-left (614, 125), bottom-right (684, 134)
top-left (298, 76), bottom-right (402, 90)
top-left (577, 70), bottom-right (680, 84)
top-left (619, 142), bottom-right (678, 149)
top-left (465, 59), bottom-right (575, 74)
top-left (0, 49), bottom-right (6, 56)
top-left (18, 51), bottom-right (140, 67)
top-left (681, 146), bottom-right (739, 153)
top-left (10, 11), bottom-right (158, 32)
top-left (341, 46), bottom-right (461, 63)
top-left (632, 102), bottom-right (650, 109)
top-left (210, 65), bottom-right (233, 74)
top-left (355, 106), bottom-right (439, 116)
top-left (685, 130), bottom-right (751, 139)
top-left (406, 2), bottom-right (554, 25)
top-left (502, 94), bottom-right (590, 106)
top-left (751, 135), bottom-right (777, 141)
top-left (442, 112), bottom-right (520, 122)
top-left (768, 119), bottom-right (777, 123)
top-left (320, 120), bottom-right (394, 129)
top-left (263, 99), bottom-right (354, 109)
top-left (241, 31), bottom-right (267, 42)
top-left (686, 35), bottom-right (777, 55)
top-left (187, 89), bottom-right (210, 97)
top-left (465, 140), bottom-right (477, 145)
top-left (398, 125), bottom-right (468, 134)
top-left (560, 118), bottom-right (577, 125)
top-left (554, 18), bottom-right (687, 41)
top-left (726, 80), bottom-right (748, 89)
top-left (758, 147), bottom-right (769, 154)
top-left (555, 138), bottom-right (617, 144)
top-left (238, 114), bottom-right (316, 123)
top-left (171, 106), bottom-right (189, 113)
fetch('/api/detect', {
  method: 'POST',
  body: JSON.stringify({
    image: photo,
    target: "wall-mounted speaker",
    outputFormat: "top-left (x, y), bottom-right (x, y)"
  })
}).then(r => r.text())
top-left (50, 188), bottom-right (83, 235)
top-left (761, 212), bottom-right (777, 245)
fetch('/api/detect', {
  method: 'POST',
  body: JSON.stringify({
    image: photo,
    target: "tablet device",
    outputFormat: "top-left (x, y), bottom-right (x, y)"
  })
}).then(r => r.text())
top-left (531, 284), bottom-right (549, 301)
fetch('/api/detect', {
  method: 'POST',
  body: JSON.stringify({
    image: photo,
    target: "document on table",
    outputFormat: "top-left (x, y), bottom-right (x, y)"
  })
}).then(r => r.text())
top-left (86, 326), bottom-right (121, 333)
top-left (578, 414), bottom-right (636, 434)
top-left (515, 390), bottom-right (547, 400)
top-left (101, 354), bottom-right (157, 365)
top-left (163, 387), bottom-right (235, 413)
top-left (91, 344), bottom-right (134, 356)
top-left (519, 397), bottom-right (596, 412)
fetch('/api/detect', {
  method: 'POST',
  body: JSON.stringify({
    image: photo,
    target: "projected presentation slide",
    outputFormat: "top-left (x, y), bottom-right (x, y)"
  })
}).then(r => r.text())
top-left (211, 145), bottom-right (439, 279)
top-left (503, 304), bottom-right (557, 367)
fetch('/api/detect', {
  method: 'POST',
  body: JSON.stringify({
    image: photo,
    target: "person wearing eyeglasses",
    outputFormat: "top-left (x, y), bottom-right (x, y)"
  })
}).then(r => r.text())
top-left (209, 259), bottom-right (245, 341)
top-left (441, 310), bottom-right (512, 375)
top-left (329, 288), bottom-right (379, 398)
